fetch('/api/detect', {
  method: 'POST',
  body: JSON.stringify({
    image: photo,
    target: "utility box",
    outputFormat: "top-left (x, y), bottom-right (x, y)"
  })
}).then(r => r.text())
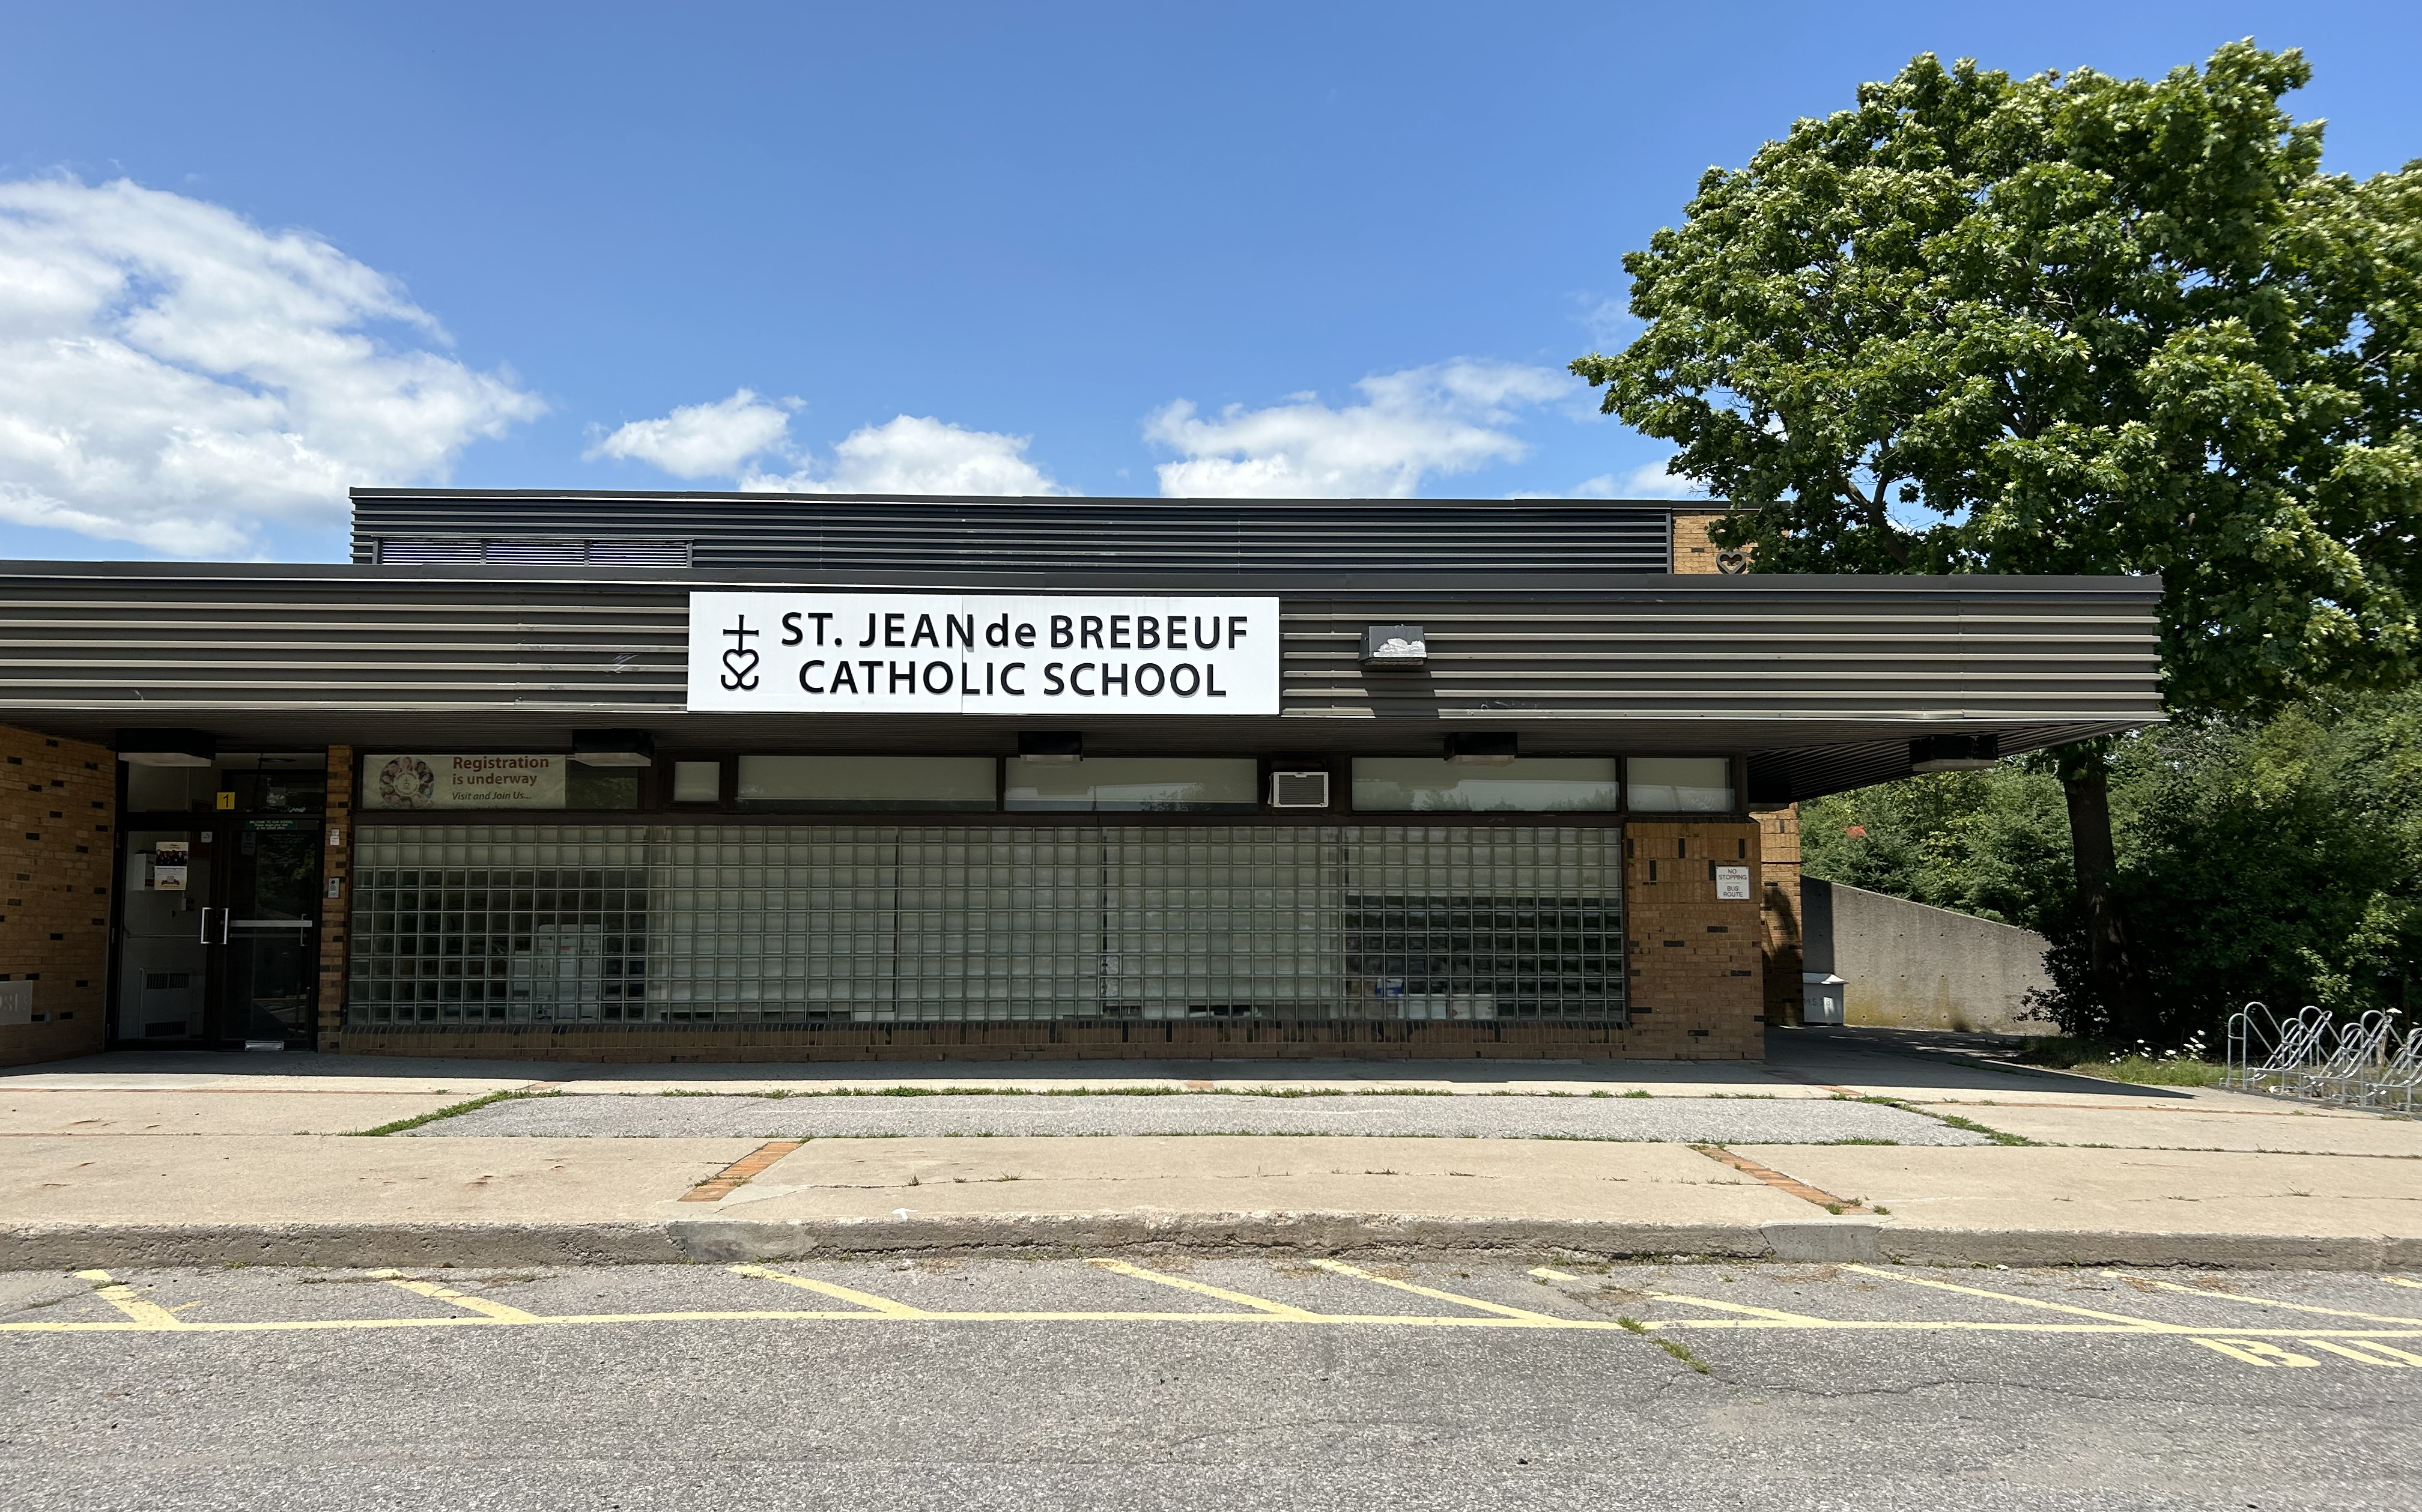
top-left (1803, 973), bottom-right (1847, 1025)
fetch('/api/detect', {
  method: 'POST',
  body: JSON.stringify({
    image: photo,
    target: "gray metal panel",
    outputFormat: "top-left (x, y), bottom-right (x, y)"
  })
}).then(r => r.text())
top-left (0, 560), bottom-right (2162, 803)
top-left (1277, 588), bottom-right (2161, 723)
top-left (350, 488), bottom-right (1677, 574)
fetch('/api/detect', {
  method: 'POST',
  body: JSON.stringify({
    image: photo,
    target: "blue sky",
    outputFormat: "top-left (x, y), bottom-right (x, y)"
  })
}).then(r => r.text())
top-left (0, 1), bottom-right (2415, 562)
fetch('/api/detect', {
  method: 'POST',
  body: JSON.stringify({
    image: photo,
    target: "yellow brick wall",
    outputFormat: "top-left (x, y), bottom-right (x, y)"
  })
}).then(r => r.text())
top-left (1756, 806), bottom-right (1805, 1026)
top-left (1672, 509), bottom-right (1756, 575)
top-left (1622, 819), bottom-right (1765, 1058)
top-left (1672, 511), bottom-right (1723, 572)
top-left (0, 725), bottom-right (115, 1067)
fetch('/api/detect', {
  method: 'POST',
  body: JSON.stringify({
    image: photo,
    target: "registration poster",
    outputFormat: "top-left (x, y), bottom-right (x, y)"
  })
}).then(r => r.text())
top-left (365, 754), bottom-right (568, 810)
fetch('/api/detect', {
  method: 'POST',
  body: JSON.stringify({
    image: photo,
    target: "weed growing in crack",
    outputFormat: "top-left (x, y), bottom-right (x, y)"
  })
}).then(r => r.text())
top-left (351, 1088), bottom-right (560, 1136)
top-left (1616, 1316), bottom-right (1712, 1374)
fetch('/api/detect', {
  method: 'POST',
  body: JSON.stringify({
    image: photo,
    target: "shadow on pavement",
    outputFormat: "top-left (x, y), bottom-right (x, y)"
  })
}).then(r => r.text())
top-left (1768, 1025), bottom-right (2197, 1100)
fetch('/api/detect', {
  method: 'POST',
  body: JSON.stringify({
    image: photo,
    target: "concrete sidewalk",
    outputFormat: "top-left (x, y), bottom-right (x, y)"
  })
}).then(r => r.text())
top-left (3, 1030), bottom-right (2415, 1272)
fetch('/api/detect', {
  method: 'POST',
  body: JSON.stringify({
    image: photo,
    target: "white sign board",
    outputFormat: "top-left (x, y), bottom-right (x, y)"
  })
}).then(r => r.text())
top-left (150, 840), bottom-right (189, 891)
top-left (365, 754), bottom-right (568, 810)
top-left (686, 593), bottom-right (1282, 716)
top-left (1716, 865), bottom-right (1753, 900)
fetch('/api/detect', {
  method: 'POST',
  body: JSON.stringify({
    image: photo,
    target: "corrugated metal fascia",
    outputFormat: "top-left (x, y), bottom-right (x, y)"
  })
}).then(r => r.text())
top-left (0, 577), bottom-right (2160, 733)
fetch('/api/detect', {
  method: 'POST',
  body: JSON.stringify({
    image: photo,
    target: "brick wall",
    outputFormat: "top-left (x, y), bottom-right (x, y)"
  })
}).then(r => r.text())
top-left (1676, 512), bottom-right (1798, 1028)
top-left (1672, 511), bottom-right (1723, 572)
top-left (1672, 509), bottom-right (1759, 574)
top-left (317, 747), bottom-right (353, 1050)
top-left (1756, 806), bottom-right (1805, 1026)
top-left (1621, 819), bottom-right (1765, 1058)
top-left (0, 725), bottom-right (115, 1067)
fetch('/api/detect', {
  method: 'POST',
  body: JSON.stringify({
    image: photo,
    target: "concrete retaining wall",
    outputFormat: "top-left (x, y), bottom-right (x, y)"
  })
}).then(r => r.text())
top-left (1801, 879), bottom-right (2051, 1034)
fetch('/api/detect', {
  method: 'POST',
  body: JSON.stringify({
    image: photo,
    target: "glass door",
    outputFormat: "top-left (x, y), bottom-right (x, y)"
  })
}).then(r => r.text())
top-left (216, 819), bottom-right (323, 1046)
top-left (115, 753), bottom-right (330, 1049)
top-left (115, 827), bottom-right (213, 1041)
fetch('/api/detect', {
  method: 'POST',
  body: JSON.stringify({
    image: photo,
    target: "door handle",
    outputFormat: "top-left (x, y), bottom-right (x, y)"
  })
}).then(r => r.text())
top-left (197, 906), bottom-right (214, 944)
top-left (221, 909), bottom-right (231, 946)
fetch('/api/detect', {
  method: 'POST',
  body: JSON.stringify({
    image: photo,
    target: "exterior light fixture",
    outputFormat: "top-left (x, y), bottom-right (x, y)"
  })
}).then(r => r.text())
top-left (1445, 731), bottom-right (1518, 767)
top-left (1359, 624), bottom-right (1427, 670)
top-left (571, 729), bottom-right (656, 767)
top-left (1018, 730), bottom-right (1084, 765)
top-left (1909, 733), bottom-right (2000, 773)
top-left (115, 727), bottom-right (217, 768)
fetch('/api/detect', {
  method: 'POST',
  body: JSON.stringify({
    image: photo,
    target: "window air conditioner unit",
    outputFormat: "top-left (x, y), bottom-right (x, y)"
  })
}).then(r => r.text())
top-left (1269, 771), bottom-right (1331, 809)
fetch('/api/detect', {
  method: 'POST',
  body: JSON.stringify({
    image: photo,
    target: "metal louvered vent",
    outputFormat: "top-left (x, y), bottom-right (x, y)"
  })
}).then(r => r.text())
top-left (1269, 771), bottom-right (1331, 809)
top-left (353, 493), bottom-right (1678, 573)
top-left (372, 538), bottom-right (485, 564)
top-left (373, 537), bottom-right (694, 567)
top-left (479, 539), bottom-right (588, 563)
top-left (584, 539), bottom-right (693, 567)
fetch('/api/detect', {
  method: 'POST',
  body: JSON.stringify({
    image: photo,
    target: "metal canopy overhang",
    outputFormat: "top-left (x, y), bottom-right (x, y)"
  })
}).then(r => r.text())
top-left (0, 560), bottom-right (2164, 805)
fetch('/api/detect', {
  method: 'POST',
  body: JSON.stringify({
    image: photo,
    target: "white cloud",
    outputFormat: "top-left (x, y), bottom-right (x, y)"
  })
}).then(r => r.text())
top-left (1574, 293), bottom-right (1637, 348)
top-left (1145, 360), bottom-right (1574, 498)
top-left (1513, 458), bottom-right (1705, 500)
top-left (586, 389), bottom-right (795, 478)
top-left (1613, 457), bottom-right (1705, 499)
top-left (0, 177), bottom-right (542, 556)
top-left (742, 414), bottom-right (1067, 496)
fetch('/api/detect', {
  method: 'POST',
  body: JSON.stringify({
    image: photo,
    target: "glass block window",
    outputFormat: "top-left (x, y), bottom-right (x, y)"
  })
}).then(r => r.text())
top-left (1004, 757), bottom-right (1258, 813)
top-left (1624, 756), bottom-right (1735, 812)
top-left (1352, 757), bottom-right (1621, 813)
top-left (348, 824), bottom-right (1624, 1025)
top-left (346, 826), bottom-right (652, 1024)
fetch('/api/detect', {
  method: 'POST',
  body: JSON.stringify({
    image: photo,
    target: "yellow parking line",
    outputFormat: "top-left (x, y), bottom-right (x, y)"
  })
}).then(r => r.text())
top-left (5, 1304), bottom-right (2422, 1340)
top-left (369, 1271), bottom-right (541, 1323)
top-left (70, 1269), bottom-right (188, 1328)
top-left (1086, 1258), bottom-right (1322, 1319)
top-left (1842, 1265), bottom-right (2178, 1331)
top-left (1647, 1320), bottom-right (2422, 1337)
top-left (2301, 1338), bottom-right (2422, 1367)
top-left (2101, 1272), bottom-right (2422, 1328)
top-left (1309, 1259), bottom-right (1564, 1322)
top-left (2187, 1338), bottom-right (2320, 1367)
top-left (727, 1264), bottom-right (929, 1317)
top-left (2384, 1277), bottom-right (2422, 1292)
top-left (19, 1260), bottom-right (2422, 1344)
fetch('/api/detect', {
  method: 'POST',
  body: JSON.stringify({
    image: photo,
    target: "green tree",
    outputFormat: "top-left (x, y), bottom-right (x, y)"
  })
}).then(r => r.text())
top-left (1574, 41), bottom-right (2422, 1039)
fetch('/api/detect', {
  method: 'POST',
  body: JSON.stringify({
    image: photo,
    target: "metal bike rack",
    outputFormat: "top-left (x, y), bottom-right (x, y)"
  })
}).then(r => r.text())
top-left (2226, 1001), bottom-right (2418, 1113)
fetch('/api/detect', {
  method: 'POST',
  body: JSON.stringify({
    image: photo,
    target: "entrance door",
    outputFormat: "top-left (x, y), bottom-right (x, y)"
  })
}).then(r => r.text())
top-left (112, 818), bottom-right (322, 1047)
top-left (216, 819), bottom-right (322, 1046)
top-left (116, 827), bottom-right (214, 1041)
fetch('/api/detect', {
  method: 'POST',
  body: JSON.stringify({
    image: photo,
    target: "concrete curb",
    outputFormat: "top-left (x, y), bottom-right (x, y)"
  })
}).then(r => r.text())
top-left (0, 1224), bottom-right (691, 1271)
top-left (4, 1215), bottom-right (2416, 1272)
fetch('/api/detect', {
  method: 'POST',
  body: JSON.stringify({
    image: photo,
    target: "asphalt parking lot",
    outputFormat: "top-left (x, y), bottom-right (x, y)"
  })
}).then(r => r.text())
top-left (6, 1258), bottom-right (2417, 1511)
